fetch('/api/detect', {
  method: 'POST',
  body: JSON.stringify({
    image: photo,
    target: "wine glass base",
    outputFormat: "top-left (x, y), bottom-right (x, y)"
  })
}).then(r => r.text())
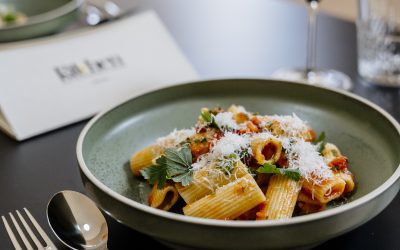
top-left (272, 69), bottom-right (353, 91)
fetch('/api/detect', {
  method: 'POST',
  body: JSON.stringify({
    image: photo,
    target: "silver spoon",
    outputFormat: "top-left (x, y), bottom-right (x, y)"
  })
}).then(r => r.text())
top-left (47, 190), bottom-right (108, 250)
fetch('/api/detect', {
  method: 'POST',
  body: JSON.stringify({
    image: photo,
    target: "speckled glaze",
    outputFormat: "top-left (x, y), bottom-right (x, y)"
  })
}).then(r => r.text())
top-left (0, 0), bottom-right (82, 42)
top-left (77, 79), bottom-right (400, 250)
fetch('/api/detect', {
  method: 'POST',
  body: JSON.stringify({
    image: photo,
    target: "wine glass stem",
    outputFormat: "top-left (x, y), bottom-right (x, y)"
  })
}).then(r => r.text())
top-left (306, 1), bottom-right (319, 74)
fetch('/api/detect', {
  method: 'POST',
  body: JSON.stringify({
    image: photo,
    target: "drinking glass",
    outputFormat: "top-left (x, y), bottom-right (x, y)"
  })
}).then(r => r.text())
top-left (357, 0), bottom-right (400, 86)
top-left (273, 0), bottom-right (353, 90)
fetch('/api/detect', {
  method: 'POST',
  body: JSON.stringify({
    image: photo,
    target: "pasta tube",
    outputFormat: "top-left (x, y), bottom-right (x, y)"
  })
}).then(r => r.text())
top-left (148, 182), bottom-right (180, 211)
top-left (257, 175), bottom-right (302, 220)
top-left (322, 142), bottom-right (355, 194)
top-left (176, 161), bottom-right (248, 204)
top-left (322, 143), bottom-right (341, 163)
top-left (336, 172), bottom-right (355, 193)
top-left (183, 174), bottom-right (266, 220)
top-left (302, 175), bottom-right (346, 204)
top-left (251, 138), bottom-right (282, 165)
top-left (297, 191), bottom-right (326, 214)
top-left (227, 105), bottom-right (249, 124)
top-left (130, 144), bottom-right (164, 176)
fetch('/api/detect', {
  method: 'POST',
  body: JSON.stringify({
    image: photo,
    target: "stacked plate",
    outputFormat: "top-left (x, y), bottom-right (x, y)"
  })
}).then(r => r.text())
top-left (0, 0), bottom-right (82, 42)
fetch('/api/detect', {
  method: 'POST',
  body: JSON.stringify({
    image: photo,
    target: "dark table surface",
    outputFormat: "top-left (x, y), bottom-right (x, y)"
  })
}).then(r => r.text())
top-left (1, 0), bottom-right (400, 249)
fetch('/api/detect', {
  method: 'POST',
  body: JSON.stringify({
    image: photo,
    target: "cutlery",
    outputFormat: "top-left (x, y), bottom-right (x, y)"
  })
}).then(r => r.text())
top-left (82, 0), bottom-right (123, 26)
top-left (47, 190), bottom-right (108, 250)
top-left (2, 208), bottom-right (58, 250)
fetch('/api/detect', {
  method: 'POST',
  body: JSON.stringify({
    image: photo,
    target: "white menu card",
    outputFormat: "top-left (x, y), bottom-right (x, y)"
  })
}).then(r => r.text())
top-left (0, 11), bottom-right (198, 141)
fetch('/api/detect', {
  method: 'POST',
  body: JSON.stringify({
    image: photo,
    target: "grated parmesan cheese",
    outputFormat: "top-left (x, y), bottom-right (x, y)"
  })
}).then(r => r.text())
top-left (250, 130), bottom-right (332, 183)
top-left (192, 132), bottom-right (251, 170)
top-left (214, 112), bottom-right (238, 130)
top-left (281, 138), bottom-right (333, 183)
top-left (211, 132), bottom-right (250, 157)
top-left (214, 112), bottom-right (246, 131)
top-left (156, 128), bottom-right (195, 148)
top-left (250, 131), bottom-right (275, 141)
top-left (191, 111), bottom-right (333, 183)
top-left (263, 113), bottom-right (309, 138)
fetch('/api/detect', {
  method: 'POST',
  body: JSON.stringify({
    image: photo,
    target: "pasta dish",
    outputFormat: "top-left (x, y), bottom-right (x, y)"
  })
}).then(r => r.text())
top-left (0, 4), bottom-right (27, 28)
top-left (130, 105), bottom-right (355, 220)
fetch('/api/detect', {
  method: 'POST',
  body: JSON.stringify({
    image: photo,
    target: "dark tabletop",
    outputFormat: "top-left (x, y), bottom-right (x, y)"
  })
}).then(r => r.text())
top-left (1, 0), bottom-right (399, 249)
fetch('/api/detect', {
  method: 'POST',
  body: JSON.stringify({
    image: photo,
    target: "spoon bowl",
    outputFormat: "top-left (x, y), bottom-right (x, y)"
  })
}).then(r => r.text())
top-left (47, 190), bottom-right (108, 250)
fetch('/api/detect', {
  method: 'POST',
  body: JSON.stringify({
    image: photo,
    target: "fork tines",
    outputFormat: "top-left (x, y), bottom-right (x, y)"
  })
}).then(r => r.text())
top-left (2, 208), bottom-right (57, 250)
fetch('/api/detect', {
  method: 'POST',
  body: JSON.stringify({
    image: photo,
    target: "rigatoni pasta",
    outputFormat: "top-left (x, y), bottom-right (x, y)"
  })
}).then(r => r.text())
top-left (175, 161), bottom-right (248, 204)
top-left (302, 176), bottom-right (346, 204)
top-left (183, 174), bottom-right (266, 219)
top-left (130, 144), bottom-right (163, 176)
top-left (148, 182), bottom-right (180, 211)
top-left (131, 105), bottom-right (356, 220)
top-left (259, 175), bottom-right (303, 220)
top-left (251, 138), bottom-right (282, 165)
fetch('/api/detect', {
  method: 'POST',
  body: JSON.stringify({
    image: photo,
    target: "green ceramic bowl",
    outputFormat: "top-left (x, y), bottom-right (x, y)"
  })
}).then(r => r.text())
top-left (77, 79), bottom-right (400, 250)
top-left (0, 0), bottom-right (82, 42)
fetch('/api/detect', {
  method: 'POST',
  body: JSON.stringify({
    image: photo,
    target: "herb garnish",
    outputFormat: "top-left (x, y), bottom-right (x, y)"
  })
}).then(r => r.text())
top-left (314, 131), bottom-right (326, 153)
top-left (217, 148), bottom-right (251, 175)
top-left (3, 12), bottom-right (17, 23)
top-left (140, 145), bottom-right (193, 189)
top-left (193, 137), bottom-right (207, 143)
top-left (315, 131), bottom-right (325, 144)
top-left (257, 163), bottom-right (301, 181)
top-left (217, 154), bottom-right (237, 175)
top-left (200, 110), bottom-right (219, 129)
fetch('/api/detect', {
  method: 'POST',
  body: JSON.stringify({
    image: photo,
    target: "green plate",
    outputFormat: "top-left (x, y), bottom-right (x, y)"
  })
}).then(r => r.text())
top-left (77, 79), bottom-right (400, 250)
top-left (0, 0), bottom-right (82, 42)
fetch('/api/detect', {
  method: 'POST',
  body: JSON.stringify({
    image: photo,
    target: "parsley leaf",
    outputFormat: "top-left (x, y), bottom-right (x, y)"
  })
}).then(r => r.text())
top-left (171, 171), bottom-right (192, 186)
top-left (140, 145), bottom-right (193, 189)
top-left (315, 131), bottom-right (326, 144)
top-left (140, 157), bottom-right (168, 188)
top-left (257, 163), bottom-right (301, 181)
top-left (314, 131), bottom-right (326, 153)
top-left (200, 110), bottom-right (219, 129)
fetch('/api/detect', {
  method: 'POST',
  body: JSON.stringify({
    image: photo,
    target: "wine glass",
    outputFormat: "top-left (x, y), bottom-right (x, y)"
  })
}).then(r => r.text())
top-left (272, 0), bottom-right (352, 90)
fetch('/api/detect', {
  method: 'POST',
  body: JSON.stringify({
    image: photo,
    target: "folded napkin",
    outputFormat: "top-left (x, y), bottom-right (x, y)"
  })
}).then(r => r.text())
top-left (0, 11), bottom-right (198, 141)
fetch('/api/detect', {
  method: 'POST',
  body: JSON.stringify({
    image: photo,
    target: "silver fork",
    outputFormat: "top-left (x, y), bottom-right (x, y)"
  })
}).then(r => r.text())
top-left (2, 208), bottom-right (57, 250)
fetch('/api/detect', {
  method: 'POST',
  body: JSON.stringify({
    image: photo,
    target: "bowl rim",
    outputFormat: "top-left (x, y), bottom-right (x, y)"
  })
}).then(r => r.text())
top-left (76, 78), bottom-right (400, 228)
top-left (0, 0), bottom-right (83, 30)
